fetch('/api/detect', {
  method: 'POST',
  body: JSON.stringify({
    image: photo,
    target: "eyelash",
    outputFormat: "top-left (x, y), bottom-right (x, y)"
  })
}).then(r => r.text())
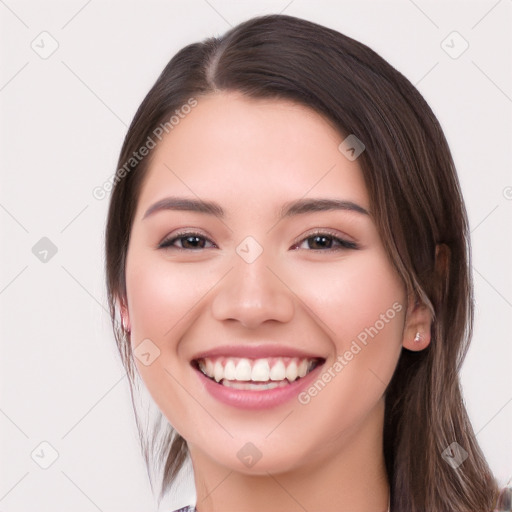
top-left (158, 229), bottom-right (358, 252)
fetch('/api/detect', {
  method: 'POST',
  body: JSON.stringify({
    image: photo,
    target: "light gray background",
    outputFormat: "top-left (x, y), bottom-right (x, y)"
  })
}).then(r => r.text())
top-left (1, 1), bottom-right (511, 511)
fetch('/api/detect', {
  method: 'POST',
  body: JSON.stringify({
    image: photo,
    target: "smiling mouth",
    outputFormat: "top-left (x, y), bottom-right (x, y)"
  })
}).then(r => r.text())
top-left (192, 356), bottom-right (326, 390)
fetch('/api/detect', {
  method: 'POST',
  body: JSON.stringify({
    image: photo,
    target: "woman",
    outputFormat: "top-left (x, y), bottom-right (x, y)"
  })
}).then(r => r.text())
top-left (104, 14), bottom-right (509, 512)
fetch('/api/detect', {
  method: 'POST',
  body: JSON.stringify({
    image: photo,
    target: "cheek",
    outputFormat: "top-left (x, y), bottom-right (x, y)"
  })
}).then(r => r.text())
top-left (289, 251), bottom-right (405, 439)
top-left (125, 254), bottom-right (209, 340)
top-left (124, 251), bottom-right (202, 382)
top-left (124, 251), bottom-right (212, 432)
top-left (291, 249), bottom-right (406, 357)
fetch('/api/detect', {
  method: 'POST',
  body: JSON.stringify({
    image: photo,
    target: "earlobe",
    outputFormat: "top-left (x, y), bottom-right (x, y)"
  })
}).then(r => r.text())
top-left (118, 297), bottom-right (131, 334)
top-left (402, 298), bottom-right (432, 352)
top-left (409, 330), bottom-right (430, 350)
top-left (121, 314), bottom-right (131, 334)
top-left (403, 328), bottom-right (431, 352)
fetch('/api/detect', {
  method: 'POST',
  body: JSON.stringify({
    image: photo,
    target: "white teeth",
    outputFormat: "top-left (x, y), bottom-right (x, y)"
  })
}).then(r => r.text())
top-left (251, 359), bottom-right (270, 382)
top-left (234, 358), bottom-right (252, 380)
top-left (298, 359), bottom-right (308, 378)
top-left (214, 361), bottom-right (224, 382)
top-left (224, 359), bottom-right (236, 380)
top-left (205, 358), bottom-right (214, 376)
top-left (269, 360), bottom-right (286, 381)
top-left (222, 380), bottom-right (290, 391)
top-left (285, 361), bottom-right (298, 381)
top-left (197, 356), bottom-right (320, 384)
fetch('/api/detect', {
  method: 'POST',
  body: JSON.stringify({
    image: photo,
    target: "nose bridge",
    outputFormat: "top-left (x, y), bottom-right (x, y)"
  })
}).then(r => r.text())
top-left (211, 239), bottom-right (295, 328)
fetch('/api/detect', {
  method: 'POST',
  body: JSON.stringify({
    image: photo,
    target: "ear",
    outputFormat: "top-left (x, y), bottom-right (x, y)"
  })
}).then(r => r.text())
top-left (402, 294), bottom-right (432, 351)
top-left (402, 243), bottom-right (449, 351)
top-left (117, 295), bottom-right (131, 334)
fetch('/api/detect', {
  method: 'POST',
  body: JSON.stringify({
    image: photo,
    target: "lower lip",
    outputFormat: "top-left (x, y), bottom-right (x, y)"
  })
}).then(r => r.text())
top-left (194, 363), bottom-right (325, 410)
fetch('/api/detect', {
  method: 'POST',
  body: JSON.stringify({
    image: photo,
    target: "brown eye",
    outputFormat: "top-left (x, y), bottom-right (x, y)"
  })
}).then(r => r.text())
top-left (292, 231), bottom-right (358, 251)
top-left (159, 232), bottom-right (216, 250)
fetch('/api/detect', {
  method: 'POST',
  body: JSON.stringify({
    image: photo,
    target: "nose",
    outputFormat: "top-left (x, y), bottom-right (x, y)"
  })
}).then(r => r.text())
top-left (211, 250), bottom-right (295, 329)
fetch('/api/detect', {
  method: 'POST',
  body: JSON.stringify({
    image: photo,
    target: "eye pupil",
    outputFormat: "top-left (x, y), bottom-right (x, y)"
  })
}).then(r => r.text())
top-left (182, 235), bottom-right (204, 249)
top-left (309, 235), bottom-right (332, 249)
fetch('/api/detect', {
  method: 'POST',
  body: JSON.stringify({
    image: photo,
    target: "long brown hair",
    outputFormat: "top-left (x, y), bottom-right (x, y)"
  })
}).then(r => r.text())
top-left (105, 14), bottom-right (505, 511)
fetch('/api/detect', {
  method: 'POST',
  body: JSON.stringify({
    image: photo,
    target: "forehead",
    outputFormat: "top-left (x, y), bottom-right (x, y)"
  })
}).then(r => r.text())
top-left (135, 91), bottom-right (369, 217)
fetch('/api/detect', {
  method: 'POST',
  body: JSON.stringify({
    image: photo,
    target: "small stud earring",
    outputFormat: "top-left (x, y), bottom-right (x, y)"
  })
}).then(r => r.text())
top-left (414, 332), bottom-right (422, 343)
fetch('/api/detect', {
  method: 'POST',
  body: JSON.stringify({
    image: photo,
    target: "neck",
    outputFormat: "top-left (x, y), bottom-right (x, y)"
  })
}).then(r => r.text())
top-left (190, 400), bottom-right (389, 512)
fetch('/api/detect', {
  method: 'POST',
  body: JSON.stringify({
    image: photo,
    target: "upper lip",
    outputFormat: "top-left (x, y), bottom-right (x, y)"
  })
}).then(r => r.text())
top-left (190, 344), bottom-right (326, 361)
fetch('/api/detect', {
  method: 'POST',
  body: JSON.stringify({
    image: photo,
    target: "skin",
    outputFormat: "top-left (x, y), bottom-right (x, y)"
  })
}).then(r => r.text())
top-left (122, 91), bottom-right (432, 512)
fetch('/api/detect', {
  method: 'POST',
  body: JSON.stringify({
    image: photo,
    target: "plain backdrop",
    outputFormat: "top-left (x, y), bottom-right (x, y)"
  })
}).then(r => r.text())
top-left (1, 1), bottom-right (511, 511)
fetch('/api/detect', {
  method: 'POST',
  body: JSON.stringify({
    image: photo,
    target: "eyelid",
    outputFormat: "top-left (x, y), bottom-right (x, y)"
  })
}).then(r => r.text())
top-left (158, 229), bottom-right (216, 250)
top-left (158, 228), bottom-right (358, 251)
top-left (292, 228), bottom-right (358, 250)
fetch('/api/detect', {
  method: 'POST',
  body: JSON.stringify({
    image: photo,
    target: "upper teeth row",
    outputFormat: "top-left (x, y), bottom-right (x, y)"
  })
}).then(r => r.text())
top-left (197, 357), bottom-right (317, 383)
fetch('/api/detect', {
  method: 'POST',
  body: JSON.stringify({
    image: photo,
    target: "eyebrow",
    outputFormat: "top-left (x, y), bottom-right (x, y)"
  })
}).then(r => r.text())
top-left (142, 196), bottom-right (369, 220)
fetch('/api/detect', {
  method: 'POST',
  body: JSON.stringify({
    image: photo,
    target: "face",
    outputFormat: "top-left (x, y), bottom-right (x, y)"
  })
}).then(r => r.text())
top-left (123, 91), bottom-right (413, 476)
